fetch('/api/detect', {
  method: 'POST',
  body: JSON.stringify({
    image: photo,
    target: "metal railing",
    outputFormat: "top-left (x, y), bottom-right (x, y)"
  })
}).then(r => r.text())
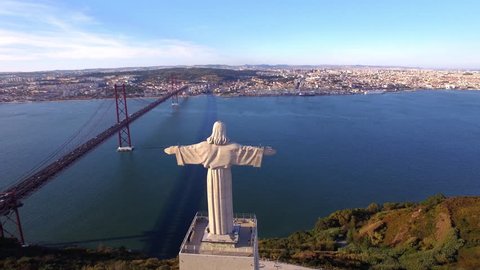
top-left (196, 211), bottom-right (257, 221)
top-left (179, 212), bottom-right (258, 255)
top-left (182, 243), bottom-right (253, 256)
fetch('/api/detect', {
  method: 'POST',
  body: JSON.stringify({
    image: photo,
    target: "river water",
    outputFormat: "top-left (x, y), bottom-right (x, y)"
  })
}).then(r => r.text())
top-left (1, 90), bottom-right (480, 258)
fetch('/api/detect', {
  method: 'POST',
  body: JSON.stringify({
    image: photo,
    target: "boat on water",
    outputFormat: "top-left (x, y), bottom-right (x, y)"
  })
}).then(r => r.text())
top-left (298, 91), bottom-right (315, 96)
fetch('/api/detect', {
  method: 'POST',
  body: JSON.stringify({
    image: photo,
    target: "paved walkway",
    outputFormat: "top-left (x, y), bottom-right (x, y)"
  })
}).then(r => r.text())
top-left (259, 260), bottom-right (321, 270)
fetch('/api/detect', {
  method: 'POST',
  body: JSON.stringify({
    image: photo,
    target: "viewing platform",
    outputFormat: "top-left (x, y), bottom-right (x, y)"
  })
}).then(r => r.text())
top-left (179, 212), bottom-right (259, 270)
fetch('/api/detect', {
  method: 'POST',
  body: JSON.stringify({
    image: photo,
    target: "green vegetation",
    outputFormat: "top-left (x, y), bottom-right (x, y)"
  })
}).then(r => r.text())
top-left (85, 67), bottom-right (262, 83)
top-left (2, 194), bottom-right (479, 270)
top-left (136, 67), bottom-right (259, 83)
top-left (260, 195), bottom-right (480, 270)
top-left (0, 238), bottom-right (178, 270)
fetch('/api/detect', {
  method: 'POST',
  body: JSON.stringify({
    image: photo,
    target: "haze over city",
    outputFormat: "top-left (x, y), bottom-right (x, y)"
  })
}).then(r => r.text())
top-left (1, 0), bottom-right (479, 72)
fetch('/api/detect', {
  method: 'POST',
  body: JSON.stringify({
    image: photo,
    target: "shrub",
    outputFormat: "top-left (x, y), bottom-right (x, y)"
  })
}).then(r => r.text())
top-left (421, 194), bottom-right (446, 209)
top-left (367, 203), bottom-right (381, 213)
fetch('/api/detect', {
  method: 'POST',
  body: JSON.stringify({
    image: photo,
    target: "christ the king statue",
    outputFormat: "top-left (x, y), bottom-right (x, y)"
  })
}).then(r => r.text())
top-left (164, 121), bottom-right (275, 241)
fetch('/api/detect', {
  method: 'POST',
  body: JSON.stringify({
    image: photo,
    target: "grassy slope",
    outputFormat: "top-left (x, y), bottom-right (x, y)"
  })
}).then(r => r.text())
top-left (1, 195), bottom-right (479, 270)
top-left (259, 195), bottom-right (480, 270)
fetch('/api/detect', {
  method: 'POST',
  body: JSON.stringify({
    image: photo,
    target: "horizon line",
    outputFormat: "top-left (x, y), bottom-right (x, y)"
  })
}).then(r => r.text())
top-left (2, 64), bottom-right (480, 74)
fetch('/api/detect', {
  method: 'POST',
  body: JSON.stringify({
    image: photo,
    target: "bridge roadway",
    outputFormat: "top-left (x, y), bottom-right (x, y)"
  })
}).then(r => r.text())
top-left (0, 86), bottom-right (187, 216)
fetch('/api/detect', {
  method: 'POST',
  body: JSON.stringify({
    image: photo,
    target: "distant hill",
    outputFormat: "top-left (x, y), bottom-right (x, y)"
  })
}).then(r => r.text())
top-left (83, 67), bottom-right (262, 82)
top-left (260, 194), bottom-right (480, 270)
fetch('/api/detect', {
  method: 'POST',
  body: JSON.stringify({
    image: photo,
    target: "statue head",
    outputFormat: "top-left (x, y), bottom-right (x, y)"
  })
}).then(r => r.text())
top-left (207, 121), bottom-right (229, 145)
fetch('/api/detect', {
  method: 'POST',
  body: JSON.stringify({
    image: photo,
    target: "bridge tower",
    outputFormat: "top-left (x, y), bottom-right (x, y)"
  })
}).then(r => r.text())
top-left (170, 76), bottom-right (179, 107)
top-left (0, 192), bottom-right (25, 245)
top-left (114, 84), bottom-right (133, 152)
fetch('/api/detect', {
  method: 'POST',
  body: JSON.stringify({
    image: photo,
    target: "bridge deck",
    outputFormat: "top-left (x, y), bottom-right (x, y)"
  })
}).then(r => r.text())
top-left (0, 87), bottom-right (187, 216)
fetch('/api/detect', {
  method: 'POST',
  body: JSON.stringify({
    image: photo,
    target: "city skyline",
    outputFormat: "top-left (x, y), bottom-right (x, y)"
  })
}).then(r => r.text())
top-left (0, 0), bottom-right (479, 72)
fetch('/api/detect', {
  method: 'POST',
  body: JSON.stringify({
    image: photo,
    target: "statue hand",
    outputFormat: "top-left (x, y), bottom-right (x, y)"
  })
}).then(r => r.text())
top-left (164, 147), bottom-right (174, 155)
top-left (264, 146), bottom-right (276, 156)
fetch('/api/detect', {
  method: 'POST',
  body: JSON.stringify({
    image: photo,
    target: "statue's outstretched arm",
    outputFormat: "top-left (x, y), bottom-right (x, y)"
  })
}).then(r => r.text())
top-left (164, 143), bottom-right (206, 166)
top-left (164, 146), bottom-right (175, 155)
top-left (234, 145), bottom-right (275, 167)
top-left (163, 146), bottom-right (175, 155)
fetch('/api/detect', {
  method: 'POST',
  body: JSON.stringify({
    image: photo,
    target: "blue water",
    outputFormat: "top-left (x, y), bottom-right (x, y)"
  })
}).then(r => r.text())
top-left (1, 90), bottom-right (480, 258)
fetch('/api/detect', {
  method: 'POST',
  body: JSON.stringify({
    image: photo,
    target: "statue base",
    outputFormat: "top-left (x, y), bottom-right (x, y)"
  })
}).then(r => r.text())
top-left (201, 224), bottom-right (239, 247)
top-left (179, 212), bottom-right (259, 270)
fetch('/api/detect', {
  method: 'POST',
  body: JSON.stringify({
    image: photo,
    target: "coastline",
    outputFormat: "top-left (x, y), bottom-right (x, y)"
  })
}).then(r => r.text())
top-left (2, 195), bottom-right (478, 270)
top-left (2, 88), bottom-right (480, 104)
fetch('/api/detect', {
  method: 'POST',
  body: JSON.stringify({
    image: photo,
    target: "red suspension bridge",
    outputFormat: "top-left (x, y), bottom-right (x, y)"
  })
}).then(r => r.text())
top-left (0, 83), bottom-right (186, 244)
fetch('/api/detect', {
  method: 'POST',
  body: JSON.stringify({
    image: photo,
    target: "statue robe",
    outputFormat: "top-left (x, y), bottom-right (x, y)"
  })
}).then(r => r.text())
top-left (167, 141), bottom-right (265, 236)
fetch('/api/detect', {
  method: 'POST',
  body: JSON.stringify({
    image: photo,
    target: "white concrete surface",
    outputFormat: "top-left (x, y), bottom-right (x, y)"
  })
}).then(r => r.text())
top-left (259, 260), bottom-right (320, 270)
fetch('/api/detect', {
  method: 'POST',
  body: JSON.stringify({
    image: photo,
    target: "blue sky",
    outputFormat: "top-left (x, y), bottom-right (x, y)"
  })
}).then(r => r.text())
top-left (0, 0), bottom-right (479, 71)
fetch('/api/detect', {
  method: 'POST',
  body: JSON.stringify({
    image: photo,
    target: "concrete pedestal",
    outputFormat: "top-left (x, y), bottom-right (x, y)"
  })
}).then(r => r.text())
top-left (179, 213), bottom-right (259, 270)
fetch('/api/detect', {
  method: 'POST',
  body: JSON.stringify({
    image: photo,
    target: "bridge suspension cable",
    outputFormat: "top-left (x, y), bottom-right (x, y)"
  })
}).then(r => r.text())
top-left (2, 86), bottom-right (187, 203)
top-left (1, 86), bottom-right (188, 244)
top-left (9, 98), bottom-right (114, 188)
